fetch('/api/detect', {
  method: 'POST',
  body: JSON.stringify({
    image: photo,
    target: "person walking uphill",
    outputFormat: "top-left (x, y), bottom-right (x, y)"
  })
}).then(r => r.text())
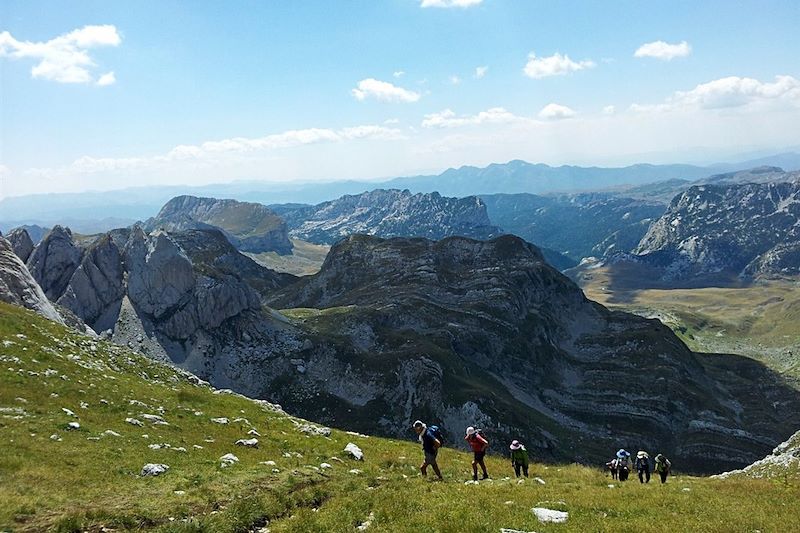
top-left (465, 427), bottom-right (489, 481)
top-left (636, 450), bottom-right (651, 483)
top-left (654, 453), bottom-right (672, 484)
top-left (413, 420), bottom-right (444, 480)
top-left (510, 440), bottom-right (529, 478)
top-left (616, 449), bottom-right (631, 481)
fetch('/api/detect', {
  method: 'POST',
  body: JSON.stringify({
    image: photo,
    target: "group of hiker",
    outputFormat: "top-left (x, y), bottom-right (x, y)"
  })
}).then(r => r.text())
top-left (606, 449), bottom-right (672, 484)
top-left (411, 420), bottom-right (529, 481)
top-left (412, 420), bottom-right (672, 484)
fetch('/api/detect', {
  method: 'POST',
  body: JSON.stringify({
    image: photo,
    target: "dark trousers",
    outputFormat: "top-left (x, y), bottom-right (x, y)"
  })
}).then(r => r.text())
top-left (638, 467), bottom-right (650, 483)
top-left (513, 462), bottom-right (529, 477)
top-left (659, 471), bottom-right (668, 483)
top-left (618, 467), bottom-right (629, 481)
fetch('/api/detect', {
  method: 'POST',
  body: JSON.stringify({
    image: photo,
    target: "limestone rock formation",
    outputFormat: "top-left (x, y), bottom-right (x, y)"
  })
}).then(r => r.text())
top-left (274, 189), bottom-right (503, 244)
top-left (0, 236), bottom-right (63, 323)
top-left (6, 228), bottom-right (34, 263)
top-left (26, 226), bottom-right (82, 300)
top-left (145, 195), bottom-right (292, 254)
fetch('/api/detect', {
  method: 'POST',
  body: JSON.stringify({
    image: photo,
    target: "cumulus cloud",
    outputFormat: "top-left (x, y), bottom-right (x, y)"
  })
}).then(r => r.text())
top-left (538, 103), bottom-right (576, 120)
top-left (523, 52), bottom-right (595, 79)
top-left (632, 75), bottom-right (800, 112)
top-left (420, 0), bottom-right (482, 7)
top-left (0, 25), bottom-right (121, 84)
top-left (96, 71), bottom-right (116, 86)
top-left (422, 107), bottom-right (529, 128)
top-left (449, 75), bottom-right (461, 85)
top-left (351, 78), bottom-right (421, 103)
top-left (634, 40), bottom-right (691, 60)
top-left (474, 65), bottom-right (488, 79)
top-left (393, 70), bottom-right (405, 78)
top-left (603, 105), bottom-right (616, 115)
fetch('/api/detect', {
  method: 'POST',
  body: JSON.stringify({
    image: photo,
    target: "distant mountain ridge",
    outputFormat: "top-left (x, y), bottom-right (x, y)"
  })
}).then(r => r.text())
top-left (4, 153), bottom-right (798, 225)
top-left (273, 189), bottom-right (503, 245)
top-left (633, 176), bottom-right (800, 280)
top-left (144, 195), bottom-right (293, 254)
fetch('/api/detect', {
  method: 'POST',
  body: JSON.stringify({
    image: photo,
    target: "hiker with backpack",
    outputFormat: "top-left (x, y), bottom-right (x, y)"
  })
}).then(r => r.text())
top-left (509, 440), bottom-right (529, 478)
top-left (654, 453), bottom-right (672, 483)
top-left (635, 450), bottom-right (651, 483)
top-left (465, 426), bottom-right (489, 481)
top-left (413, 420), bottom-right (444, 480)
top-left (615, 449), bottom-right (631, 481)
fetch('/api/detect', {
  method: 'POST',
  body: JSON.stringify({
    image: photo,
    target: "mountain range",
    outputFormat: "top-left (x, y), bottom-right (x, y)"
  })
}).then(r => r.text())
top-left (3, 152), bottom-right (799, 228)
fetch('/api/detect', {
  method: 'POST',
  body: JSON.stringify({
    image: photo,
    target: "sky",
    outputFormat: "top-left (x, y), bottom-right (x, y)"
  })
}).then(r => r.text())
top-left (1, 0), bottom-right (799, 199)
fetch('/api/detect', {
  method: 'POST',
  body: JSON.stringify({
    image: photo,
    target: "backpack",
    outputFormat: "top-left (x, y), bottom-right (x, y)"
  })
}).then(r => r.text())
top-left (428, 425), bottom-right (445, 445)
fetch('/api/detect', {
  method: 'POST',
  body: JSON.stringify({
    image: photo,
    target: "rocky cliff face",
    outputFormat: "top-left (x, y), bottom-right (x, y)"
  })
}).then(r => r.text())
top-left (146, 195), bottom-right (293, 254)
top-left (26, 226), bottom-right (82, 300)
top-left (6, 228), bottom-right (35, 263)
top-left (0, 236), bottom-right (63, 323)
top-left (634, 179), bottom-right (800, 280)
top-left (276, 189), bottom-right (502, 245)
top-left (255, 234), bottom-right (800, 472)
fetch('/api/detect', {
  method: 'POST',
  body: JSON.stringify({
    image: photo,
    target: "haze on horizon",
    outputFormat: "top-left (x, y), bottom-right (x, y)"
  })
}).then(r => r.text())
top-left (1, 0), bottom-right (799, 200)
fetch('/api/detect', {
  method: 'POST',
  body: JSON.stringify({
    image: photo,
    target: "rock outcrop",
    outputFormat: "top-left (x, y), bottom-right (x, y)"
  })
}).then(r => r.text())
top-left (57, 234), bottom-right (126, 333)
top-left (634, 179), bottom-right (800, 280)
top-left (145, 195), bottom-right (292, 254)
top-left (6, 228), bottom-right (35, 263)
top-left (0, 236), bottom-right (63, 323)
top-left (275, 189), bottom-right (502, 244)
top-left (26, 226), bottom-right (82, 300)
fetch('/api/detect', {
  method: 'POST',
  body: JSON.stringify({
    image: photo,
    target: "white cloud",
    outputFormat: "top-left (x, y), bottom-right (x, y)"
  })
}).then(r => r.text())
top-left (420, 0), bottom-right (482, 7)
top-left (474, 66), bottom-right (488, 79)
top-left (351, 78), bottom-right (421, 103)
top-left (393, 70), bottom-right (405, 78)
top-left (0, 25), bottom-right (121, 84)
top-left (538, 103), bottom-right (576, 120)
top-left (634, 40), bottom-right (691, 61)
top-left (449, 75), bottom-right (461, 85)
top-left (633, 75), bottom-right (800, 112)
top-left (523, 52), bottom-right (595, 79)
top-left (96, 71), bottom-right (116, 86)
top-left (422, 107), bottom-right (529, 128)
top-left (603, 105), bottom-right (616, 115)
top-left (27, 124), bottom-right (405, 179)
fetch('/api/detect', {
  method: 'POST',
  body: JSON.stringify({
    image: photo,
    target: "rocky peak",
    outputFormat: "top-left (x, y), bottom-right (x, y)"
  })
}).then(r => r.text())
top-left (26, 225), bottom-right (82, 300)
top-left (6, 228), bottom-right (34, 263)
top-left (147, 195), bottom-right (292, 254)
top-left (634, 180), bottom-right (800, 279)
top-left (0, 236), bottom-right (63, 323)
top-left (279, 188), bottom-right (503, 245)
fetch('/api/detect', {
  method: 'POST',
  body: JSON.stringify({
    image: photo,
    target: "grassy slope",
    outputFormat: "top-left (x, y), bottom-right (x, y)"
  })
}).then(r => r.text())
top-left (1, 301), bottom-right (799, 532)
top-left (574, 265), bottom-right (800, 380)
top-left (247, 239), bottom-right (330, 276)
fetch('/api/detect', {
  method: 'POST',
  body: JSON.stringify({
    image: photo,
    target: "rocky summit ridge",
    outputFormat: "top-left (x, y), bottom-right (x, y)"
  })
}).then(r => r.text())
top-left (273, 189), bottom-right (503, 245)
top-left (145, 195), bottom-right (293, 254)
top-left (634, 178), bottom-right (800, 280)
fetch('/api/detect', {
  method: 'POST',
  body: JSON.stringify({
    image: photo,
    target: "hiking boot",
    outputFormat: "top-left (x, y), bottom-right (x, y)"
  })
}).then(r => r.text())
top-left (472, 475), bottom-right (478, 481)
top-left (482, 473), bottom-right (489, 480)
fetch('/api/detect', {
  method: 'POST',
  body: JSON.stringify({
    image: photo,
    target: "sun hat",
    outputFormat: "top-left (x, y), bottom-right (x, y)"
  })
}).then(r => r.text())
top-left (616, 449), bottom-right (629, 458)
top-left (510, 440), bottom-right (522, 450)
top-left (466, 426), bottom-right (477, 437)
top-left (637, 450), bottom-right (648, 458)
top-left (413, 420), bottom-right (424, 429)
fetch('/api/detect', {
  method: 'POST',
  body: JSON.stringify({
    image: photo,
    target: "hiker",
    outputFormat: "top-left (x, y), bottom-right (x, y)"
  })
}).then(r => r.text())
top-left (510, 440), bottom-right (529, 478)
top-left (654, 453), bottom-right (672, 484)
top-left (465, 426), bottom-right (489, 481)
top-left (615, 449), bottom-right (631, 481)
top-left (636, 450), bottom-right (651, 483)
top-left (606, 458), bottom-right (618, 480)
top-left (413, 420), bottom-right (443, 480)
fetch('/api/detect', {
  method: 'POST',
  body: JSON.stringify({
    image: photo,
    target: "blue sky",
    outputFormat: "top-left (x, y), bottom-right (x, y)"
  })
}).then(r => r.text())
top-left (1, 0), bottom-right (799, 198)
